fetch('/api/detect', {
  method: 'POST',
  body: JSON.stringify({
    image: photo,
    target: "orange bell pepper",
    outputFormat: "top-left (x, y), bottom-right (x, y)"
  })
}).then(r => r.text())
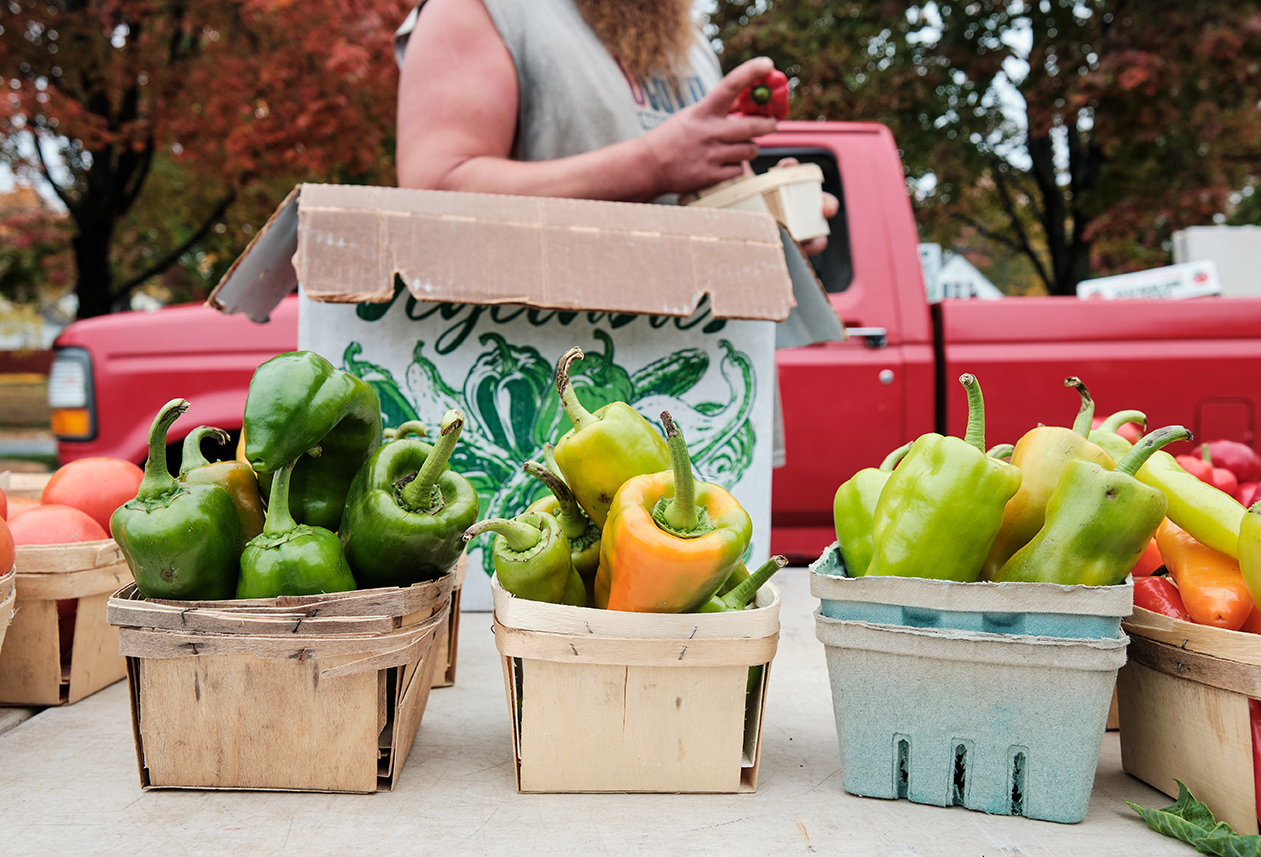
top-left (1155, 518), bottom-right (1254, 630)
top-left (594, 411), bottom-right (752, 613)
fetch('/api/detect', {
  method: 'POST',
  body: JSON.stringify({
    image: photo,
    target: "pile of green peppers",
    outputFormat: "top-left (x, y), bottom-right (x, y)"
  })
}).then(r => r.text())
top-left (830, 373), bottom-right (1187, 587)
top-left (113, 350), bottom-right (480, 601)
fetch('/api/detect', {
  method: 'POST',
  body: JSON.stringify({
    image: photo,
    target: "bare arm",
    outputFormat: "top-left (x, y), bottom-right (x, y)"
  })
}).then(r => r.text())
top-left (395, 0), bottom-right (778, 201)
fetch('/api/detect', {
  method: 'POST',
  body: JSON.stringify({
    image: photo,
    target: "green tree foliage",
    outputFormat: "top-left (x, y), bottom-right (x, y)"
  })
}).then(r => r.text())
top-left (712, 1), bottom-right (1261, 295)
top-left (0, 0), bottom-right (409, 318)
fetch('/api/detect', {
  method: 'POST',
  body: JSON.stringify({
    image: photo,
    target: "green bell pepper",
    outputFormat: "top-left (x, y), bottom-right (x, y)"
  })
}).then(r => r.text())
top-left (339, 410), bottom-right (480, 588)
top-left (243, 350), bottom-right (382, 531)
top-left (237, 457), bottom-right (358, 598)
top-left (995, 425), bottom-right (1191, 586)
top-left (464, 511), bottom-right (584, 605)
top-left (832, 442), bottom-right (913, 577)
top-left (868, 374), bottom-right (1022, 582)
top-left (111, 399), bottom-right (243, 600)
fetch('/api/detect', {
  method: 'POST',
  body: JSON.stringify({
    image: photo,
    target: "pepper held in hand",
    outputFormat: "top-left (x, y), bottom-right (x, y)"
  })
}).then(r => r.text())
top-left (339, 410), bottom-right (479, 588)
top-left (112, 399), bottom-right (242, 600)
top-left (868, 374), bottom-right (1021, 582)
top-left (594, 411), bottom-right (753, 613)
top-left (734, 69), bottom-right (790, 121)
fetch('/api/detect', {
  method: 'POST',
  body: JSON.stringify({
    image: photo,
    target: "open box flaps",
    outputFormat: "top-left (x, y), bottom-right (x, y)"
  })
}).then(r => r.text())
top-left (207, 183), bottom-right (824, 610)
top-left (209, 184), bottom-right (798, 323)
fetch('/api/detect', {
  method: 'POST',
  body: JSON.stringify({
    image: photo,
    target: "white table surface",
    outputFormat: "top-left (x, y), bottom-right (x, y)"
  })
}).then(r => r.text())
top-left (0, 569), bottom-right (1192, 857)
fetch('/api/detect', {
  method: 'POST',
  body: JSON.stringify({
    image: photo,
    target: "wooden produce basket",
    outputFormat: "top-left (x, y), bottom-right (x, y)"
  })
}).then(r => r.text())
top-left (492, 576), bottom-right (780, 794)
top-left (0, 539), bottom-right (133, 705)
top-left (107, 571), bottom-right (454, 793)
top-left (432, 553), bottom-right (467, 688)
top-left (1118, 607), bottom-right (1261, 834)
top-left (0, 470), bottom-right (51, 499)
top-left (0, 566), bottom-right (14, 658)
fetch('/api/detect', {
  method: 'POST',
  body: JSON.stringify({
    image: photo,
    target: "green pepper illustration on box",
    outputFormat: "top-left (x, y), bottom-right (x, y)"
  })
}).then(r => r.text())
top-left (340, 328), bottom-right (758, 579)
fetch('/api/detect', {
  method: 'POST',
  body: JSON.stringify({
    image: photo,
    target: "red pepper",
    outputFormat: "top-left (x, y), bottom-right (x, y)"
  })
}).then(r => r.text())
top-left (1238, 482), bottom-right (1261, 508)
top-left (1128, 536), bottom-right (1164, 578)
top-left (733, 70), bottom-right (790, 121)
top-left (1177, 446), bottom-right (1239, 496)
top-left (1176, 452), bottom-right (1214, 482)
top-left (1205, 440), bottom-right (1261, 483)
top-left (1133, 576), bottom-right (1192, 621)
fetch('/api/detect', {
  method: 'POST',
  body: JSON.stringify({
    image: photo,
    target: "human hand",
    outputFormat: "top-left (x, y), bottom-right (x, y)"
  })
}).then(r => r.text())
top-left (775, 157), bottom-right (839, 256)
top-left (637, 57), bottom-right (780, 197)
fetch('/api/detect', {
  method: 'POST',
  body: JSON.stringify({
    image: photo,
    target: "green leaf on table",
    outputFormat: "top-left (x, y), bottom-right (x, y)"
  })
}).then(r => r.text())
top-left (1127, 780), bottom-right (1261, 856)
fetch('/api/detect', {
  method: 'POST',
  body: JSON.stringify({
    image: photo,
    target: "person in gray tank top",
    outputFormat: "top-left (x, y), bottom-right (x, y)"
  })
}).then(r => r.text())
top-left (394, 0), bottom-right (834, 249)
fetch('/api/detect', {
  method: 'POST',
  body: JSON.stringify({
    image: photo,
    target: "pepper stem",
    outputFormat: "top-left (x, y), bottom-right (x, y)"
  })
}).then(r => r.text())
top-left (1201, 443), bottom-right (1213, 466)
top-left (393, 420), bottom-right (428, 440)
top-left (137, 399), bottom-right (189, 502)
top-left (960, 374), bottom-right (986, 452)
top-left (1117, 425), bottom-right (1193, 477)
top-left (523, 461), bottom-right (588, 539)
top-left (752, 84), bottom-right (771, 104)
top-left (659, 411), bottom-right (699, 532)
top-left (262, 460), bottom-right (298, 537)
top-left (556, 347), bottom-right (597, 433)
top-left (463, 515), bottom-right (541, 553)
top-left (543, 442), bottom-right (562, 478)
top-left (1101, 410), bottom-right (1147, 434)
top-left (880, 442), bottom-right (914, 471)
top-left (721, 555), bottom-right (787, 611)
top-left (1066, 377), bottom-right (1095, 437)
top-left (179, 425), bottom-right (229, 477)
top-left (986, 443), bottom-right (1014, 461)
top-left (400, 409), bottom-right (463, 513)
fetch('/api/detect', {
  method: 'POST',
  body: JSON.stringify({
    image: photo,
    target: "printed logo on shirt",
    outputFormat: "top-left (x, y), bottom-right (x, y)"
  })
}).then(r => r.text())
top-left (616, 59), bottom-right (708, 131)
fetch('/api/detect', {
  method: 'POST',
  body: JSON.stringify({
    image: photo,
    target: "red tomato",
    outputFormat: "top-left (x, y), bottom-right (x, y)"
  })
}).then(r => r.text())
top-left (0, 517), bottom-right (14, 573)
top-left (6, 496), bottom-right (40, 519)
top-left (7, 504), bottom-right (109, 545)
top-left (41, 457), bottom-right (143, 535)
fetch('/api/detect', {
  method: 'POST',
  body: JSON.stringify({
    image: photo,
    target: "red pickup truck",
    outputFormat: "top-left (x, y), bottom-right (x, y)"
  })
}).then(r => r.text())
top-left (49, 121), bottom-right (1261, 562)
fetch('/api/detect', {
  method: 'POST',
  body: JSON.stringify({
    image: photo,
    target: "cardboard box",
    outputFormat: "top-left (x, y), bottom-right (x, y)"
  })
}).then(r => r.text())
top-left (107, 572), bottom-right (454, 793)
top-left (0, 539), bottom-right (133, 705)
top-left (492, 576), bottom-right (780, 793)
top-left (209, 185), bottom-right (808, 610)
top-left (810, 544), bottom-right (1131, 824)
top-left (1117, 607), bottom-right (1261, 834)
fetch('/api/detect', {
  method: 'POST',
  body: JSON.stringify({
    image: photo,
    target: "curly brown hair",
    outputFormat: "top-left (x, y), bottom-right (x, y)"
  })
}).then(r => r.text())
top-left (573, 0), bottom-right (696, 80)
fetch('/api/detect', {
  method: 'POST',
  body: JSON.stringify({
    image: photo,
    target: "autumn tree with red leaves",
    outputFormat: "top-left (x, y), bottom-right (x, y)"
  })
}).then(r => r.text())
top-left (712, 1), bottom-right (1261, 295)
top-left (0, 0), bottom-right (409, 318)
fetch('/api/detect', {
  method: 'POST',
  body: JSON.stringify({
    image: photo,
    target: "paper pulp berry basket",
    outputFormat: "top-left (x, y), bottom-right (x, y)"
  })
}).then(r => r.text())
top-left (0, 539), bottom-right (133, 705)
top-left (107, 571), bottom-right (454, 793)
top-left (1117, 606), bottom-right (1261, 834)
top-left (810, 543), bottom-right (1130, 824)
top-left (492, 575), bottom-right (780, 793)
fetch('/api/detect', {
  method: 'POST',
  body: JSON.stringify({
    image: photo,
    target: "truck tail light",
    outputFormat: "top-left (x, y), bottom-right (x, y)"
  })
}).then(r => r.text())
top-left (48, 347), bottom-right (97, 441)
